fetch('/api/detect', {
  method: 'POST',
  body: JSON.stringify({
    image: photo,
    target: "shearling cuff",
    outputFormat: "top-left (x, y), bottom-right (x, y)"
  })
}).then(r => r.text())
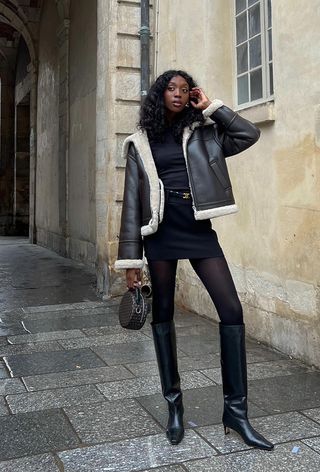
top-left (202, 99), bottom-right (224, 118)
top-left (114, 259), bottom-right (144, 270)
top-left (194, 204), bottom-right (238, 220)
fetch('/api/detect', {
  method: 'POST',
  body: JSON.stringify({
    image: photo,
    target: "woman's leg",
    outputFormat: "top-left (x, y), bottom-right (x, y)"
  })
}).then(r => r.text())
top-left (147, 259), bottom-right (184, 445)
top-left (147, 259), bottom-right (178, 323)
top-left (190, 256), bottom-right (273, 450)
top-left (189, 256), bottom-right (243, 325)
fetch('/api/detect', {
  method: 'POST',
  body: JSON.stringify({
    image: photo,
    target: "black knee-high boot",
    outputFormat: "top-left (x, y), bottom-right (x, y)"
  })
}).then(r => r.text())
top-left (152, 321), bottom-right (184, 445)
top-left (219, 324), bottom-right (274, 450)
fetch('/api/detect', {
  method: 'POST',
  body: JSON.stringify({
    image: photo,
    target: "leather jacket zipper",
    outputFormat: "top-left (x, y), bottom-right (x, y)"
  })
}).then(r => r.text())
top-left (184, 145), bottom-right (197, 212)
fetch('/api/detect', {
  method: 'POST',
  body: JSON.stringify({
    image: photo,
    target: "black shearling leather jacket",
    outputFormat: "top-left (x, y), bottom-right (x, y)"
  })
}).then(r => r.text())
top-left (115, 100), bottom-right (260, 270)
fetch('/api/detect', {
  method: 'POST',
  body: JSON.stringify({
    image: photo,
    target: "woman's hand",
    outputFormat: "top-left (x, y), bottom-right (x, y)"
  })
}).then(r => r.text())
top-left (189, 87), bottom-right (212, 111)
top-left (126, 268), bottom-right (141, 289)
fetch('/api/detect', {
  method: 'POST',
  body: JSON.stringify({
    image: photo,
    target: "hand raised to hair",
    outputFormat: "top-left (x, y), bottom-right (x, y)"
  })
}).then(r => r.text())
top-left (189, 87), bottom-right (212, 111)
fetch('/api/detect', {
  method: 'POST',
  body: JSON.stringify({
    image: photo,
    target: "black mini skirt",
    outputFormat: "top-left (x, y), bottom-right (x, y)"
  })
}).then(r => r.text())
top-left (143, 188), bottom-right (225, 261)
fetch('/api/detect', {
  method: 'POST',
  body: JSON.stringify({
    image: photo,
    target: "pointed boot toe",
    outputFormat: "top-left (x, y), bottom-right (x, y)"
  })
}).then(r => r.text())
top-left (226, 421), bottom-right (274, 450)
top-left (224, 414), bottom-right (274, 450)
top-left (246, 429), bottom-right (274, 450)
top-left (166, 398), bottom-right (184, 445)
top-left (254, 438), bottom-right (274, 451)
top-left (166, 425), bottom-right (185, 445)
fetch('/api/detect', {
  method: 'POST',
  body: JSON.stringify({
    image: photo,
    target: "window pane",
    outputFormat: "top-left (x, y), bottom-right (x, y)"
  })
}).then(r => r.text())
top-left (249, 3), bottom-right (260, 37)
top-left (269, 63), bottom-right (274, 95)
top-left (249, 35), bottom-right (261, 68)
top-left (268, 29), bottom-right (273, 60)
top-left (268, 0), bottom-right (272, 26)
top-left (248, 0), bottom-right (259, 6)
top-left (238, 75), bottom-right (249, 104)
top-left (237, 43), bottom-right (248, 74)
top-left (236, 0), bottom-right (246, 14)
top-left (250, 68), bottom-right (263, 100)
top-left (236, 12), bottom-right (247, 44)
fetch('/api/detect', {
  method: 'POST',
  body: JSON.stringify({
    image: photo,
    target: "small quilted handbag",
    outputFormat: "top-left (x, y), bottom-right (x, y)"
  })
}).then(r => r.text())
top-left (118, 287), bottom-right (151, 330)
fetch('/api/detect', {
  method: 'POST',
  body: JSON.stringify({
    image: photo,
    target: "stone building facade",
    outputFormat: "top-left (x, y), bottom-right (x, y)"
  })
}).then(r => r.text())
top-left (0, 0), bottom-right (319, 367)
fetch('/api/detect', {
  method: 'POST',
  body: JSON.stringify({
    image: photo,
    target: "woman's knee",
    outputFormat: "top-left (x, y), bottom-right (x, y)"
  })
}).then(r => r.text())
top-left (218, 298), bottom-right (243, 325)
top-left (152, 298), bottom-right (174, 316)
top-left (152, 302), bottom-right (174, 323)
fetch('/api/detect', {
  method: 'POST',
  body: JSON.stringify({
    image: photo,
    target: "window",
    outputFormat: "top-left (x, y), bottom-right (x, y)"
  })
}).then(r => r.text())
top-left (235, 0), bottom-right (273, 108)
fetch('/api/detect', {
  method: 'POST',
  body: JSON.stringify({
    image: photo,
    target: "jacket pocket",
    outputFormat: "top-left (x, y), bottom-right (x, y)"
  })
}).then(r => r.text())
top-left (209, 160), bottom-right (231, 190)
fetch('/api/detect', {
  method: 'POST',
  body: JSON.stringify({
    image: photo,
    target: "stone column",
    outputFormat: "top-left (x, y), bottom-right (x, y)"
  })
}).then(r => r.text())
top-left (14, 100), bottom-right (30, 235)
top-left (56, 19), bottom-right (70, 256)
top-left (29, 62), bottom-right (38, 242)
top-left (0, 72), bottom-right (15, 235)
top-left (95, 0), bottom-right (112, 296)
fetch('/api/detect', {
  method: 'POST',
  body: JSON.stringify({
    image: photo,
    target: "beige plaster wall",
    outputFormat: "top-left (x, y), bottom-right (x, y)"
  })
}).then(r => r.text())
top-left (155, 0), bottom-right (233, 103)
top-left (36, 0), bottom-right (60, 238)
top-left (68, 0), bottom-right (97, 263)
top-left (223, 0), bottom-right (319, 367)
top-left (154, 0), bottom-right (320, 367)
top-left (243, 0), bottom-right (320, 365)
top-left (105, 0), bottom-right (320, 366)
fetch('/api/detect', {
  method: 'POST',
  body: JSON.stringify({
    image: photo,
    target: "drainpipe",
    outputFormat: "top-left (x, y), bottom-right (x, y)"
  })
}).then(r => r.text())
top-left (140, 0), bottom-right (150, 287)
top-left (140, 0), bottom-right (150, 102)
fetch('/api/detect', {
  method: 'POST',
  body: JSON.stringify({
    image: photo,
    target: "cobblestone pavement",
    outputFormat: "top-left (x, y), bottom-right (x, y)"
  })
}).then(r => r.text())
top-left (1, 238), bottom-right (320, 471)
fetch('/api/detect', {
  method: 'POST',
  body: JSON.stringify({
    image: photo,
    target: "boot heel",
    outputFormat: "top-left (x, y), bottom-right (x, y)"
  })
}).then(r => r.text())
top-left (224, 425), bottom-right (230, 435)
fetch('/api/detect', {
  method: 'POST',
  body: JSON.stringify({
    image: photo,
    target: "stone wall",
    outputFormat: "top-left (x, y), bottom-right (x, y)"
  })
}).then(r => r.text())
top-left (36, 0), bottom-right (61, 250)
top-left (97, 0), bottom-right (154, 295)
top-left (68, 0), bottom-right (97, 264)
top-left (36, 0), bottom-right (97, 263)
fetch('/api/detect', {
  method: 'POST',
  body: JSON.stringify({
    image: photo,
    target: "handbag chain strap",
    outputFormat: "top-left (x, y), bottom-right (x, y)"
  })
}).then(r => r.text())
top-left (134, 287), bottom-right (146, 321)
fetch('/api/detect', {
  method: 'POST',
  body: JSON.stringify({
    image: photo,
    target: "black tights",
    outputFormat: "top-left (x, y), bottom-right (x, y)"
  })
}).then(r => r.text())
top-left (148, 257), bottom-right (243, 325)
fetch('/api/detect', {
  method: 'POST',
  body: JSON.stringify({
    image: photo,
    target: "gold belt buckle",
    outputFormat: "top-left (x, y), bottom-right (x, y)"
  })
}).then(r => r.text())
top-left (182, 192), bottom-right (190, 199)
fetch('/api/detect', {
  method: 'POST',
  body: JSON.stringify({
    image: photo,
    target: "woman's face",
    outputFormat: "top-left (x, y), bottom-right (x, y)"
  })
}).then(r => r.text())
top-left (163, 75), bottom-right (190, 117)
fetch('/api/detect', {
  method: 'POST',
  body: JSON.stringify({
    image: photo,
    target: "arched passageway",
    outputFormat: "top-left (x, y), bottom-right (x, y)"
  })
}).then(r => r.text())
top-left (0, 1), bottom-right (38, 237)
top-left (0, 0), bottom-right (97, 261)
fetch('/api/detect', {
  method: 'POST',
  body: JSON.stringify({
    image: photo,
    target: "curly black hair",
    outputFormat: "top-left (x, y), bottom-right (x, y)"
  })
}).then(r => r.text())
top-left (138, 70), bottom-right (205, 143)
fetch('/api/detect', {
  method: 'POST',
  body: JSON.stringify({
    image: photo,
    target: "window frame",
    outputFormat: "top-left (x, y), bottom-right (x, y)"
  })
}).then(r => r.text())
top-left (233, 0), bottom-right (274, 111)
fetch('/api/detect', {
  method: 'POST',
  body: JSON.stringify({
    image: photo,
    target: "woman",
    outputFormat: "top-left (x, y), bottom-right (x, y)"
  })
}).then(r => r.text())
top-left (115, 70), bottom-right (273, 450)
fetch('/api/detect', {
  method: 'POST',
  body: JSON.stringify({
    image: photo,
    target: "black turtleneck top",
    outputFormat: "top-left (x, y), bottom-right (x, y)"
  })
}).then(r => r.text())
top-left (149, 127), bottom-right (190, 189)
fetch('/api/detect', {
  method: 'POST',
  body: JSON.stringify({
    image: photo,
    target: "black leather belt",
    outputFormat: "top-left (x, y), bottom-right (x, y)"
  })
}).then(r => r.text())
top-left (167, 189), bottom-right (191, 199)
